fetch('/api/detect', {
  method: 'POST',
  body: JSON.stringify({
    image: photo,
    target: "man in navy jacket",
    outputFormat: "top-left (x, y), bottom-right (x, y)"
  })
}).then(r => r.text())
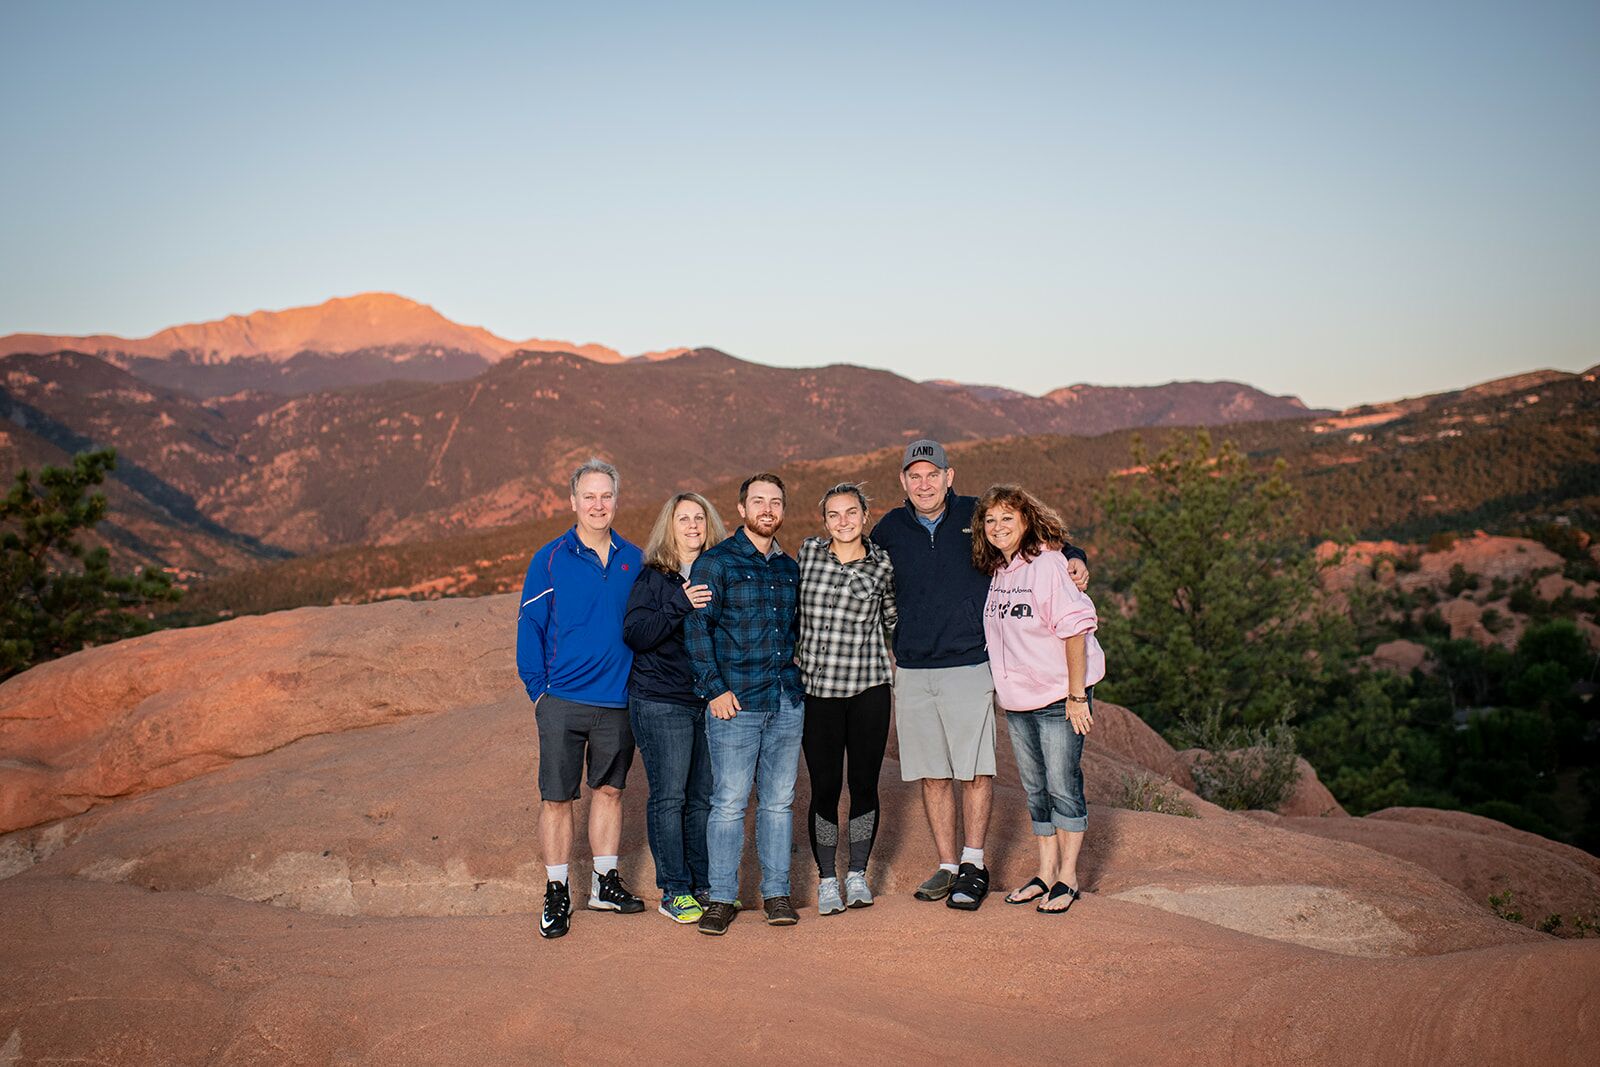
top-left (870, 440), bottom-right (1089, 910)
top-left (517, 458), bottom-right (646, 938)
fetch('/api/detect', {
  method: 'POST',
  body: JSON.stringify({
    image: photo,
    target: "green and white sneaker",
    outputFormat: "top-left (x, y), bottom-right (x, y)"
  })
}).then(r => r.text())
top-left (660, 893), bottom-right (705, 924)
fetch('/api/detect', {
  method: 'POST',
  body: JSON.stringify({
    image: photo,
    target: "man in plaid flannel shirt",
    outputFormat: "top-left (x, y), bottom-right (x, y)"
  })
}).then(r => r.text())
top-left (684, 473), bottom-right (804, 934)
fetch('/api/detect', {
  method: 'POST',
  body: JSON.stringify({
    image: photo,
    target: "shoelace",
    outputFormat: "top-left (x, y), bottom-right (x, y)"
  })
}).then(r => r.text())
top-left (545, 884), bottom-right (569, 917)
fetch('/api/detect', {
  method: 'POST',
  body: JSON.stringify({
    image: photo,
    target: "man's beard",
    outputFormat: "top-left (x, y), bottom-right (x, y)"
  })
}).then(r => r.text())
top-left (747, 513), bottom-right (782, 537)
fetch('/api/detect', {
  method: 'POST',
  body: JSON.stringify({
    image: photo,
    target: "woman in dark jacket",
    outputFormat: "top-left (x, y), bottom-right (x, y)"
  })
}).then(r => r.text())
top-left (622, 491), bottom-right (727, 924)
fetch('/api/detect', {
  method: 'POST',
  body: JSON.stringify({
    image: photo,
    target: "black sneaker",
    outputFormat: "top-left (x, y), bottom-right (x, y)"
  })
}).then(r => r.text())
top-left (946, 863), bottom-right (990, 911)
top-left (588, 869), bottom-right (645, 913)
top-left (540, 880), bottom-right (571, 939)
top-left (698, 900), bottom-right (738, 935)
top-left (763, 895), bottom-right (799, 926)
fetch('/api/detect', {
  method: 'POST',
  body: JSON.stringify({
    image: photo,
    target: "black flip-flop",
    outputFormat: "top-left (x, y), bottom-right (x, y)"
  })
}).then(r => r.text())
top-left (1037, 882), bottom-right (1080, 915)
top-left (1006, 877), bottom-right (1049, 905)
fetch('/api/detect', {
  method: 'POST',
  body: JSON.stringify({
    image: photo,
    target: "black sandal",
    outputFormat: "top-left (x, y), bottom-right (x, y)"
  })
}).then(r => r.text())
top-left (1006, 877), bottom-right (1049, 905)
top-left (945, 863), bottom-right (990, 911)
top-left (1037, 882), bottom-right (1080, 915)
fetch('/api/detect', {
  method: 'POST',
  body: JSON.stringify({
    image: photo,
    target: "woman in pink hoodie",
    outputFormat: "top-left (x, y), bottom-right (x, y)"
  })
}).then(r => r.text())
top-left (972, 485), bottom-right (1105, 914)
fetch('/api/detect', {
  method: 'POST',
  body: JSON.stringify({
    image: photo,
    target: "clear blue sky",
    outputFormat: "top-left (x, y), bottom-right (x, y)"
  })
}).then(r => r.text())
top-left (3, 1), bottom-right (1596, 408)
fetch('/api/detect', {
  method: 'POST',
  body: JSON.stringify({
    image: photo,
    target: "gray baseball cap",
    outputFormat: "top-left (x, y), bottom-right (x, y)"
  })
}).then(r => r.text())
top-left (901, 438), bottom-right (949, 470)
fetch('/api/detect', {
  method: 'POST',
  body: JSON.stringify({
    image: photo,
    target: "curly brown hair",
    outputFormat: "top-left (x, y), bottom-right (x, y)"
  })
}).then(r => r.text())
top-left (971, 484), bottom-right (1071, 576)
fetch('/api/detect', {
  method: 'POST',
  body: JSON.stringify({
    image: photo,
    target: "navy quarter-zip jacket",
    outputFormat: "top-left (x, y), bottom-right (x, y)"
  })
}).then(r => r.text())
top-left (869, 491), bottom-right (1087, 670)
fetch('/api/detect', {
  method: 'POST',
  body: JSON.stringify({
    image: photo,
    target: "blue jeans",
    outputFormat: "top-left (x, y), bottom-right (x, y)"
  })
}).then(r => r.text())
top-left (1005, 690), bottom-right (1092, 835)
top-left (629, 696), bottom-right (713, 897)
top-left (705, 696), bottom-right (804, 902)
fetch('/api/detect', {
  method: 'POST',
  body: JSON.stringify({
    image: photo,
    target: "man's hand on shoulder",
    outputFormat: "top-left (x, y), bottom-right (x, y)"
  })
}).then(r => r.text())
top-left (1067, 557), bottom-right (1090, 592)
top-left (709, 692), bottom-right (741, 720)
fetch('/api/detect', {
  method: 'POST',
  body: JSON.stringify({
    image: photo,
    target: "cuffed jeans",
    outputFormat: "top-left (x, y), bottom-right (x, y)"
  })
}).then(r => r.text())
top-left (628, 695), bottom-right (713, 897)
top-left (1005, 689), bottom-right (1092, 835)
top-left (705, 696), bottom-right (804, 903)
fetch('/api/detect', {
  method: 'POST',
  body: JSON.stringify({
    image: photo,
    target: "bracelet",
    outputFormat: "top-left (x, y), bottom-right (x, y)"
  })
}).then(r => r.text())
top-left (1065, 694), bottom-right (1090, 704)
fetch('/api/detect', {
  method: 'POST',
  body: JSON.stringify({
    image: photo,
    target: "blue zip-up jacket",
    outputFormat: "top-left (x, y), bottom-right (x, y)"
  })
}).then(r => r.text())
top-left (869, 491), bottom-right (1087, 670)
top-left (684, 527), bottom-right (802, 712)
top-left (516, 527), bottom-right (643, 708)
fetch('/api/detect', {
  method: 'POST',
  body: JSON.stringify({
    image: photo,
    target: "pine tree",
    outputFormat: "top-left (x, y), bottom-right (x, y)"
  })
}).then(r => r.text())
top-left (1, 448), bottom-right (179, 680)
top-left (1096, 430), bottom-right (1340, 734)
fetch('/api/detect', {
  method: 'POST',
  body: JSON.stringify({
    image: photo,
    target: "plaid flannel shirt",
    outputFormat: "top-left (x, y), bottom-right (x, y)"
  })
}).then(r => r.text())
top-left (796, 536), bottom-right (898, 698)
top-left (684, 527), bottom-right (803, 712)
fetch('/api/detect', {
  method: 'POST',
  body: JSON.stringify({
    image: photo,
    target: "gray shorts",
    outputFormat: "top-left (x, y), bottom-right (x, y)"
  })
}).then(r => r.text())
top-left (894, 663), bottom-right (996, 782)
top-left (535, 694), bottom-right (635, 801)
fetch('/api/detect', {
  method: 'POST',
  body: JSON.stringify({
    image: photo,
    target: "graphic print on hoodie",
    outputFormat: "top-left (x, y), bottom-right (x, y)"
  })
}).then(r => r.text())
top-left (982, 548), bottom-right (1106, 712)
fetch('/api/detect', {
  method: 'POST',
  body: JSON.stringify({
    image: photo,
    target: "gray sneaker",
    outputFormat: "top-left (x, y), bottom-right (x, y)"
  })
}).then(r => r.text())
top-left (845, 870), bottom-right (874, 909)
top-left (914, 868), bottom-right (957, 901)
top-left (817, 877), bottom-right (845, 916)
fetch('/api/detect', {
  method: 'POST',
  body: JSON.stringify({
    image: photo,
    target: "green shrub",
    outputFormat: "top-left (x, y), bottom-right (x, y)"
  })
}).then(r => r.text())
top-left (1447, 563), bottom-right (1479, 596)
top-left (1177, 710), bottom-right (1302, 811)
top-left (1489, 889), bottom-right (1524, 924)
top-left (1114, 773), bottom-right (1198, 818)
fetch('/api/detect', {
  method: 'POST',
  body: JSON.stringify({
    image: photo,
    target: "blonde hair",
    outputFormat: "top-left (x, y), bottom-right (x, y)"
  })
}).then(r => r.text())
top-left (643, 492), bottom-right (728, 574)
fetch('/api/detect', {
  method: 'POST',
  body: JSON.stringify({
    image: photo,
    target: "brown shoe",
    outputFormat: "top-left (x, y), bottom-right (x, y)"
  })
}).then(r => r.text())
top-left (698, 900), bottom-right (738, 936)
top-left (763, 895), bottom-right (799, 926)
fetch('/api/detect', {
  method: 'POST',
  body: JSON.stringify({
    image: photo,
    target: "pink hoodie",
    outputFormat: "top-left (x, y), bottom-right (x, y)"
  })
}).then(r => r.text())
top-left (983, 548), bottom-right (1106, 712)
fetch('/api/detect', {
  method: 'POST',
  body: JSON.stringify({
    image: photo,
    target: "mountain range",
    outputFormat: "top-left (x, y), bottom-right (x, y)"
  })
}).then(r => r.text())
top-left (0, 293), bottom-right (691, 397)
top-left (0, 294), bottom-right (1337, 574)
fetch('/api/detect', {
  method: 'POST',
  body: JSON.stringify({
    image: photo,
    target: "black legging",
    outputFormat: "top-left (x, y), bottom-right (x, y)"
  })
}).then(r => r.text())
top-left (802, 684), bottom-right (892, 878)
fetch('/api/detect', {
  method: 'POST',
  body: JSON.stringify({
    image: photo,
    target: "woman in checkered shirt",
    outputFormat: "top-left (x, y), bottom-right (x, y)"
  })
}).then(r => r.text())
top-left (796, 482), bottom-right (899, 916)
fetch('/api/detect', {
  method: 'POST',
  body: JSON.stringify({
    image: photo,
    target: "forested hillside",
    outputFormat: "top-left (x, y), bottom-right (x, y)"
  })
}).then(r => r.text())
top-left (170, 368), bottom-right (1597, 621)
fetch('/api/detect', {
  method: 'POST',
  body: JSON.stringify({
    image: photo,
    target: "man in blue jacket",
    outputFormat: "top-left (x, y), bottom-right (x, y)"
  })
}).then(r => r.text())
top-left (684, 473), bottom-right (804, 935)
top-left (870, 440), bottom-right (1089, 911)
top-left (517, 458), bottom-right (646, 939)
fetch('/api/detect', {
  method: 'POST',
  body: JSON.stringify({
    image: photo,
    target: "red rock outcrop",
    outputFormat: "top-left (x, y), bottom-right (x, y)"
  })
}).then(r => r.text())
top-left (1370, 638), bottom-right (1430, 674)
top-left (1397, 533), bottom-right (1563, 592)
top-left (1, 596), bottom-right (1596, 1063)
top-left (1270, 808), bottom-right (1600, 936)
top-left (0, 596), bottom-right (518, 833)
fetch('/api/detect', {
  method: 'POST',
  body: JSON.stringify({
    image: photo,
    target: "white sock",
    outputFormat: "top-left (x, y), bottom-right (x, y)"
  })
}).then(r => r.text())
top-left (546, 864), bottom-right (568, 884)
top-left (594, 855), bottom-right (618, 876)
top-left (961, 846), bottom-right (985, 868)
top-left (940, 862), bottom-right (959, 874)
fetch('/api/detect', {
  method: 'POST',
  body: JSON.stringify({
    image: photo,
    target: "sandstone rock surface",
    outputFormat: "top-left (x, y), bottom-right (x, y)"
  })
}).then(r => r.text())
top-left (0, 595), bottom-right (520, 833)
top-left (1, 595), bottom-right (1595, 1063)
top-left (1272, 808), bottom-right (1600, 936)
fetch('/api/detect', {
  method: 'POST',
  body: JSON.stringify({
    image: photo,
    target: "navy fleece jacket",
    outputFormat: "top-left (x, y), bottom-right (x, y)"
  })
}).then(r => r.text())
top-left (869, 491), bottom-right (1087, 670)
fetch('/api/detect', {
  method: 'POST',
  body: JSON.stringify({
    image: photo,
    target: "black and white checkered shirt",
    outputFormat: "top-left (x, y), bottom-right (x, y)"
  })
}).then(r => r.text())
top-left (797, 536), bottom-right (898, 698)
